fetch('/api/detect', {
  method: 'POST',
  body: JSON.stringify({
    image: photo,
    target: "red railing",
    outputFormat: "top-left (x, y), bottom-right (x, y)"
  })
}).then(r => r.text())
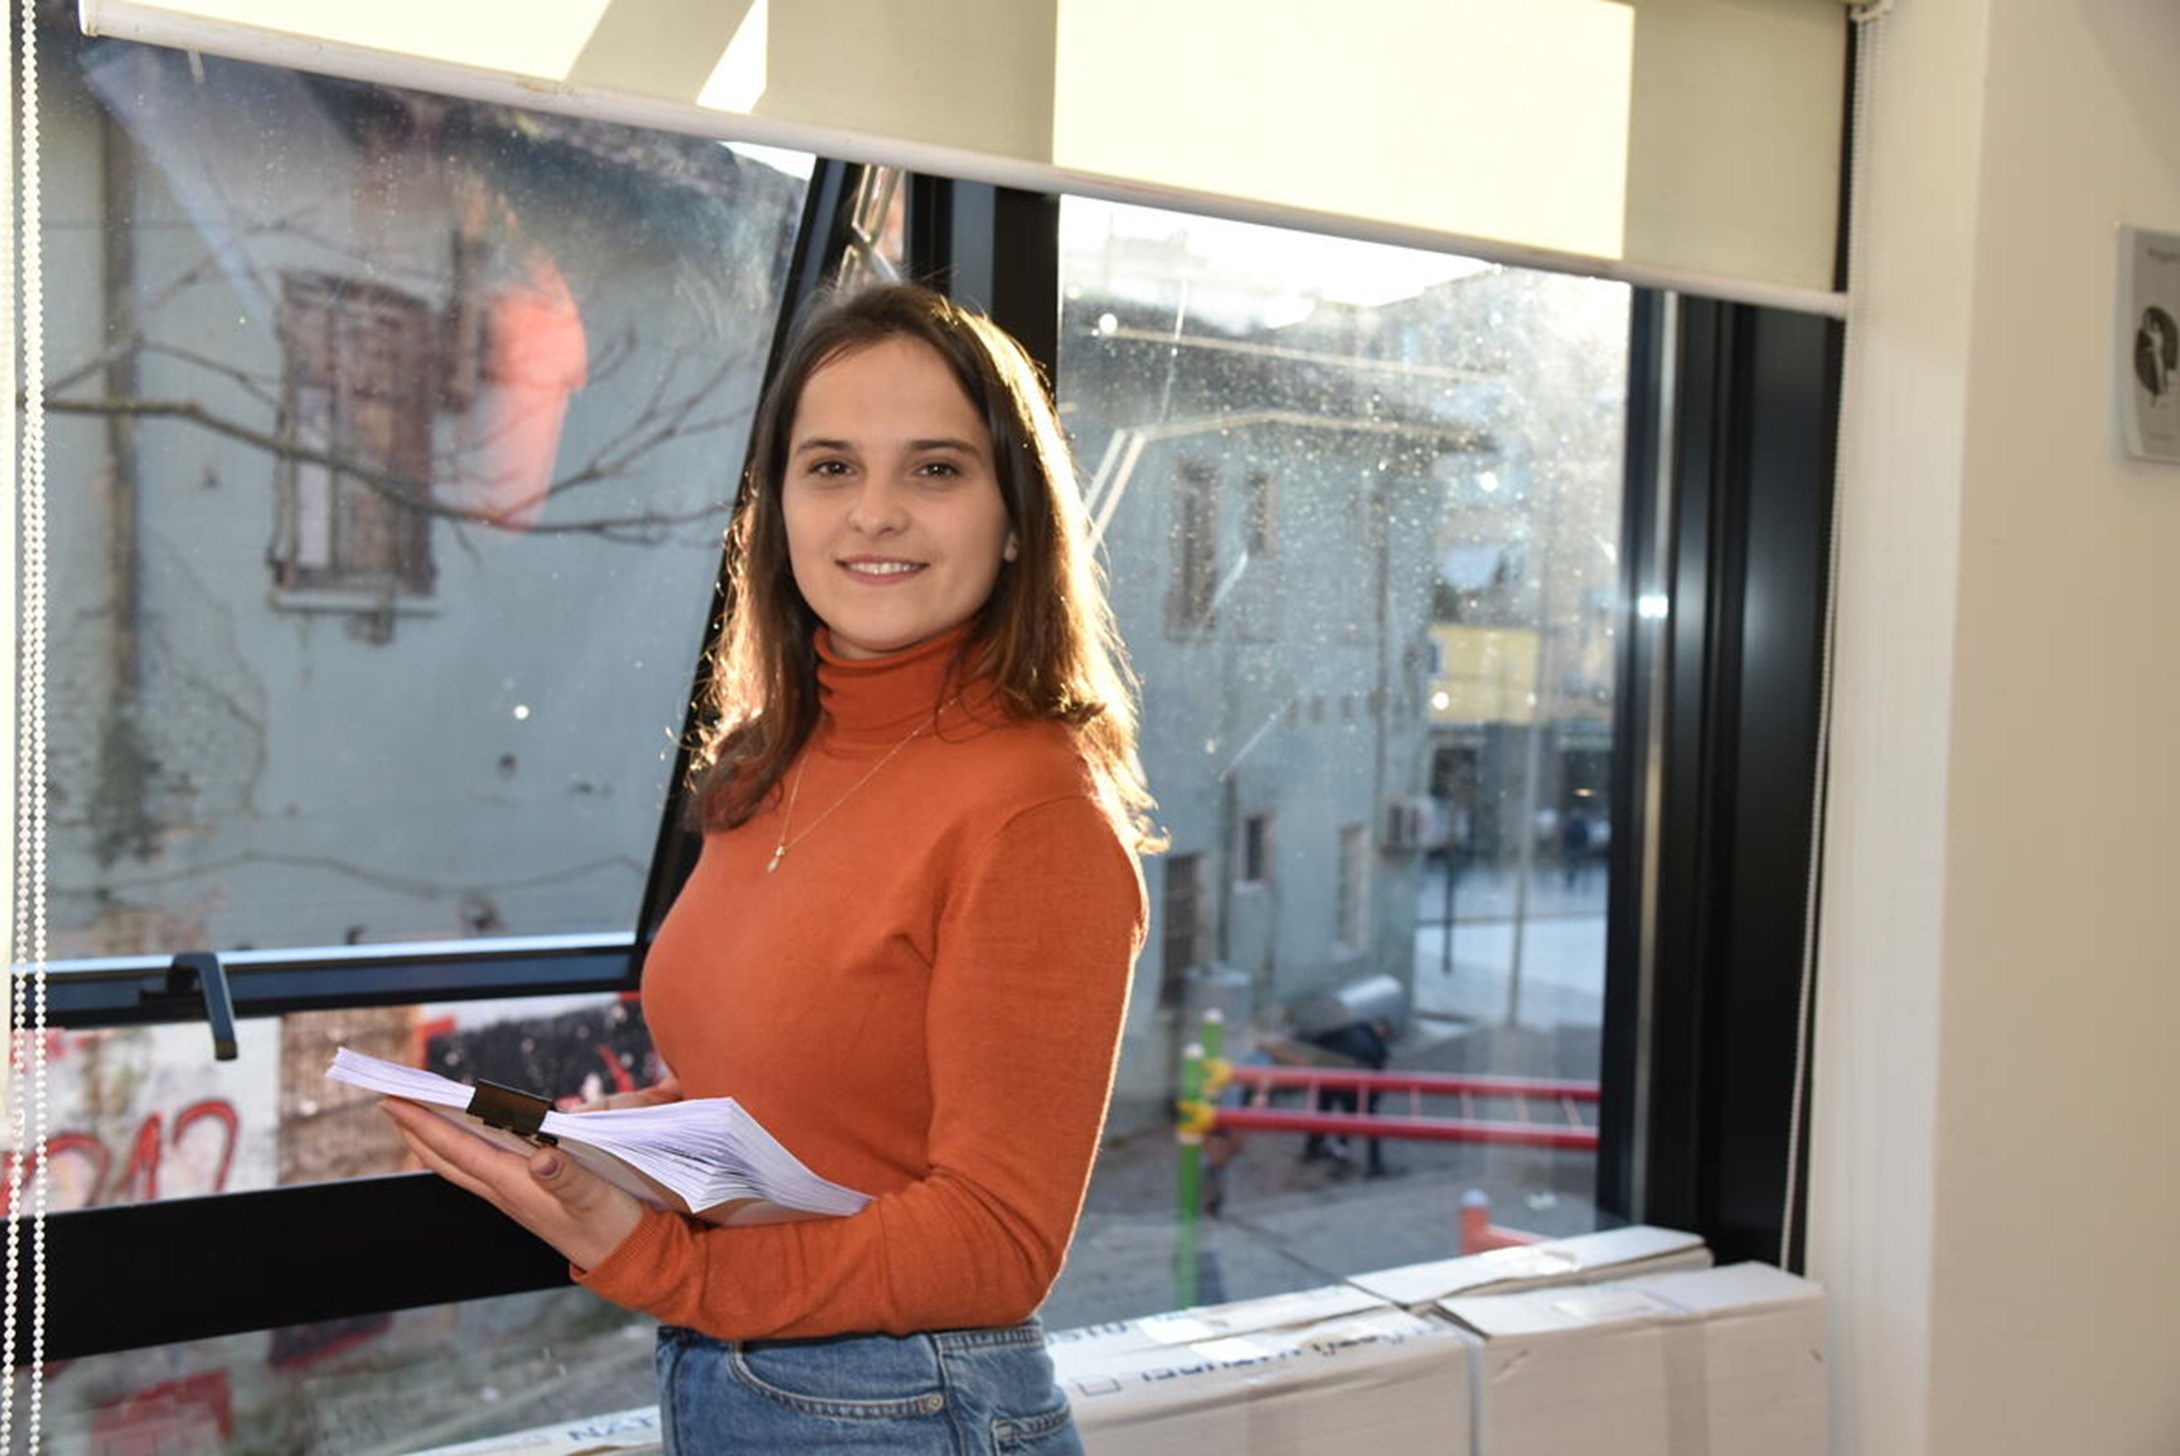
top-left (1208, 1064), bottom-right (1600, 1150)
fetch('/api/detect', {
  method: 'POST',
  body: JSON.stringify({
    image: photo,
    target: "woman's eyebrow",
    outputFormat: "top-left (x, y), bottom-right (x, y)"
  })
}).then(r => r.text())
top-left (907, 437), bottom-right (985, 454)
top-left (791, 437), bottom-right (855, 455)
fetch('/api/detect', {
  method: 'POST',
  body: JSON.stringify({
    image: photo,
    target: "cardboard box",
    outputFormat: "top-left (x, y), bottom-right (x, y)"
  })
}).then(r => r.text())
top-left (1049, 1289), bottom-right (1472, 1456)
top-left (1130, 1281), bottom-right (1387, 1344)
top-left (1438, 1261), bottom-right (1826, 1456)
top-left (1347, 1224), bottom-right (1711, 1308)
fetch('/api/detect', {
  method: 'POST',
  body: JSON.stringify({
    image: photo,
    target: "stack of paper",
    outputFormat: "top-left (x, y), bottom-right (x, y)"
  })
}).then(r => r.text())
top-left (327, 1047), bottom-right (869, 1222)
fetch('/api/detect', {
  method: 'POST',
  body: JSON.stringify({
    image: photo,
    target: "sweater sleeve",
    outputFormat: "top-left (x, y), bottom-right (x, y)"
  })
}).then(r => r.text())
top-left (575, 796), bottom-right (1145, 1339)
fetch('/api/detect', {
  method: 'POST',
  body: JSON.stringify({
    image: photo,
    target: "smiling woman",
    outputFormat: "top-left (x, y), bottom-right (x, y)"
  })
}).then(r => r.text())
top-left (783, 336), bottom-right (1017, 661)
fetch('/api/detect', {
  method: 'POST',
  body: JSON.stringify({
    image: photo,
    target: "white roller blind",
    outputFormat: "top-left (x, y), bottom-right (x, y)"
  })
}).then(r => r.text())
top-left (77, 0), bottom-right (1845, 305)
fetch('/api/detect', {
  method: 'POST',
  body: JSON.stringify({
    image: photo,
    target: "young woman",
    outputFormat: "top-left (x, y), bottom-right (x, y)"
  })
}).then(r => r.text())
top-left (384, 282), bottom-right (1155, 1455)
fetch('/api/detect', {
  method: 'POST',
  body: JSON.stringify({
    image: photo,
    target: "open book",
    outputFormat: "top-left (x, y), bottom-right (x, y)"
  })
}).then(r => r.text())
top-left (327, 1047), bottom-right (871, 1226)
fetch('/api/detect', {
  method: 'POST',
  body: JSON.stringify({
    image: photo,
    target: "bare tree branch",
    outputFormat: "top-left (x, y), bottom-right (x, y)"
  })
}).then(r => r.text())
top-left (137, 340), bottom-right (286, 416)
top-left (42, 392), bottom-right (735, 537)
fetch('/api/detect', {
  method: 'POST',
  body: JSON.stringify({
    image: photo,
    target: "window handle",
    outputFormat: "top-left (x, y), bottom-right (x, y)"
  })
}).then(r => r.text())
top-left (151, 953), bottom-right (238, 1062)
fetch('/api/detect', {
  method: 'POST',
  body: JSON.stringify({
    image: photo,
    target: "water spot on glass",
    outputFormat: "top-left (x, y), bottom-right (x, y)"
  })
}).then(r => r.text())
top-left (512, 704), bottom-right (531, 721)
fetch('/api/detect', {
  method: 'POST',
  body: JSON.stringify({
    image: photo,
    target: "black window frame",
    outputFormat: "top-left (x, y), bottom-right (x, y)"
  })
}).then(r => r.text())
top-left (14, 172), bottom-right (1840, 1363)
top-left (1595, 292), bottom-right (1841, 1270)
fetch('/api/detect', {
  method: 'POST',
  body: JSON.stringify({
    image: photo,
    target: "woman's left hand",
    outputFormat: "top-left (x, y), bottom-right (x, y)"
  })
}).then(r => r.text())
top-left (380, 1097), bottom-right (645, 1271)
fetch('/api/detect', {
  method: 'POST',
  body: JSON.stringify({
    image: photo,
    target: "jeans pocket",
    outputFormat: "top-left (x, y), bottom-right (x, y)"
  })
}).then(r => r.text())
top-left (992, 1397), bottom-right (1082, 1456)
top-left (729, 1334), bottom-right (950, 1420)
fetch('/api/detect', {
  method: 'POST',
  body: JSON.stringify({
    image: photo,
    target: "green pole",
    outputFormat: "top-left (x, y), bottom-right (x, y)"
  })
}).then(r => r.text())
top-left (1175, 1038), bottom-right (1205, 1307)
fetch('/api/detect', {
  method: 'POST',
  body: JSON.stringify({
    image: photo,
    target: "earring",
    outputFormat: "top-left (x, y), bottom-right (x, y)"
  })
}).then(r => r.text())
top-left (1003, 535), bottom-right (1019, 562)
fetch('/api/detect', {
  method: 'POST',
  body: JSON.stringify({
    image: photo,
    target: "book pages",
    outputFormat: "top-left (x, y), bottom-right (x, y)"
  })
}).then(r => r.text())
top-left (327, 1046), bottom-right (870, 1220)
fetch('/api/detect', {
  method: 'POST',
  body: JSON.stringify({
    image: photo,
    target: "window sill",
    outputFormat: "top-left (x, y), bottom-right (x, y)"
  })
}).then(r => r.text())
top-left (268, 588), bottom-right (439, 618)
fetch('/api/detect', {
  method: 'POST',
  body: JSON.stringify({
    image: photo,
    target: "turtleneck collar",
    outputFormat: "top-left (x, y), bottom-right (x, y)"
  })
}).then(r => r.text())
top-left (813, 622), bottom-right (987, 747)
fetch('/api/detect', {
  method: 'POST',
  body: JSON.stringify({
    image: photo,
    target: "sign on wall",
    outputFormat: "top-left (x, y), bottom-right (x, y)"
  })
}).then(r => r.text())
top-left (2118, 226), bottom-right (2180, 463)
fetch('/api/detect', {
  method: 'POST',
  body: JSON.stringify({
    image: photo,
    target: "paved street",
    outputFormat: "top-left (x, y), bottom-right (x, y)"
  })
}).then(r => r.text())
top-left (1410, 863), bottom-right (1608, 1031)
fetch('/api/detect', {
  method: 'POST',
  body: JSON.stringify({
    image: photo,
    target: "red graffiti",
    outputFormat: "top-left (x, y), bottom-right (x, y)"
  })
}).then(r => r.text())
top-left (0, 1098), bottom-right (241, 1211)
top-left (91, 1370), bottom-right (233, 1447)
top-left (175, 1099), bottom-right (241, 1193)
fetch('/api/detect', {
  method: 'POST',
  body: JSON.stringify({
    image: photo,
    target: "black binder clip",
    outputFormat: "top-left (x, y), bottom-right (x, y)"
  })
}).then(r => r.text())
top-left (467, 1079), bottom-right (558, 1147)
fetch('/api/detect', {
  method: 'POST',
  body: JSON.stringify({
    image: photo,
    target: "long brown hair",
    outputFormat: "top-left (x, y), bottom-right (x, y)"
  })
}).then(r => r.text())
top-left (689, 282), bottom-right (1159, 850)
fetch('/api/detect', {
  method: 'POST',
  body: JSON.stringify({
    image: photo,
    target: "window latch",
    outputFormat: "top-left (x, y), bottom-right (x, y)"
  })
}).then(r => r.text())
top-left (145, 952), bottom-right (239, 1062)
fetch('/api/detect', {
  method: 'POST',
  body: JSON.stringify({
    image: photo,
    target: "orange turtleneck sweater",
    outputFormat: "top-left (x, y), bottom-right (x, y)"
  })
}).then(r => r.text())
top-left (577, 628), bottom-right (1147, 1340)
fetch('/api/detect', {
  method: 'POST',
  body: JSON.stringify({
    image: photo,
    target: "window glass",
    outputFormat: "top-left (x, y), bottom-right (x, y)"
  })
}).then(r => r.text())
top-left (836, 165), bottom-right (910, 291)
top-left (1052, 199), bottom-right (1629, 1320)
top-left (11, 993), bottom-right (659, 1213)
top-left (40, 29), bottom-right (806, 960)
top-left (29, 1286), bottom-right (657, 1456)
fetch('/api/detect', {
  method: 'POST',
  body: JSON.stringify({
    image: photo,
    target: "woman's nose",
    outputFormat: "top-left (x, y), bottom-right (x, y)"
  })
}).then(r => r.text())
top-left (845, 479), bottom-right (909, 533)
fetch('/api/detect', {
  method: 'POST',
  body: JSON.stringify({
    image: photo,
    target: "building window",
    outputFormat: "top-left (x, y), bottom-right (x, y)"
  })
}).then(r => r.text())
top-left (1169, 460), bottom-right (1218, 632)
top-left (273, 272), bottom-right (438, 602)
top-left (1245, 469), bottom-right (1277, 558)
top-left (1235, 467), bottom-right (1281, 641)
top-left (1160, 852), bottom-right (1208, 1007)
top-left (1239, 813), bottom-right (1273, 886)
top-left (1335, 823), bottom-right (1369, 952)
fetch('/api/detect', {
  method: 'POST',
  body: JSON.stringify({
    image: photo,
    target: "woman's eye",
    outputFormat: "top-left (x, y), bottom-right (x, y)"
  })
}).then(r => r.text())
top-left (807, 459), bottom-right (850, 478)
top-left (915, 459), bottom-right (961, 478)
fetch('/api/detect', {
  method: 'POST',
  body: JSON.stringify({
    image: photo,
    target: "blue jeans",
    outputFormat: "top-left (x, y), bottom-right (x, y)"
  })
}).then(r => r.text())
top-left (655, 1319), bottom-right (1083, 1455)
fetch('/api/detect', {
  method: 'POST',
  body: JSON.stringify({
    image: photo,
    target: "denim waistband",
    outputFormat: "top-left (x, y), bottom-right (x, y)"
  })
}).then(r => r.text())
top-left (727, 1316), bottom-right (1046, 1356)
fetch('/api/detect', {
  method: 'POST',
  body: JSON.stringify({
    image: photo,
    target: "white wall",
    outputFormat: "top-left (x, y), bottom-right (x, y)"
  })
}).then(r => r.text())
top-left (1814, 2), bottom-right (2180, 1453)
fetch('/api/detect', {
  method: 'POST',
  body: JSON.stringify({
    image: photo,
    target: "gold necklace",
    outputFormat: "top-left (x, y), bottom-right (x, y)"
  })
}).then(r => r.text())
top-left (766, 700), bottom-right (957, 872)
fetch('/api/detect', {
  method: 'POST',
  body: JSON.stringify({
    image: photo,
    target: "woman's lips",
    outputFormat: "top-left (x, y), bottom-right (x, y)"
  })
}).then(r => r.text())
top-left (839, 557), bottom-right (926, 581)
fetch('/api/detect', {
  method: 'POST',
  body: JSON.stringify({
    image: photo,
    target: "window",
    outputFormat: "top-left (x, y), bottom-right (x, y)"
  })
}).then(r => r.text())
top-left (273, 273), bottom-right (437, 608)
top-left (1238, 813), bottom-right (1273, 886)
top-left (16, 51), bottom-right (1834, 1432)
top-left (1168, 460), bottom-right (1219, 632)
top-left (1245, 468), bottom-right (1278, 558)
top-left (43, 37), bottom-right (803, 959)
top-left (1336, 822), bottom-right (1369, 951)
top-left (1158, 852), bottom-right (1209, 1008)
top-left (836, 165), bottom-right (909, 290)
top-left (1054, 196), bottom-right (1630, 1321)
top-left (28, 22), bottom-right (811, 1450)
top-left (1235, 468), bottom-right (1280, 641)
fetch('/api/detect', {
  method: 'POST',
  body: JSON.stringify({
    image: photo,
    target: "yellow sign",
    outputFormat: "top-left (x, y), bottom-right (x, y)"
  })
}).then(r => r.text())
top-left (1428, 624), bottom-right (1540, 725)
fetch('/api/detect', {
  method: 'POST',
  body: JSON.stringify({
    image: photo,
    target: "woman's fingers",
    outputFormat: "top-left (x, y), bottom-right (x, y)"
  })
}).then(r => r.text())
top-left (378, 1098), bottom-right (644, 1271)
top-left (393, 1123), bottom-right (501, 1203)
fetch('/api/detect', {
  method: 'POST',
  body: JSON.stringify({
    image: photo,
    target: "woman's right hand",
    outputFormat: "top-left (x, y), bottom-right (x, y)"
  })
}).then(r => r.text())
top-left (569, 1076), bottom-right (683, 1113)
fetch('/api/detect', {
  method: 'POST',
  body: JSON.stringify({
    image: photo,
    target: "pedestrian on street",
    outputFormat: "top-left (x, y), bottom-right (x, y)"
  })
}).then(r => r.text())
top-left (1298, 1016), bottom-right (1400, 1179)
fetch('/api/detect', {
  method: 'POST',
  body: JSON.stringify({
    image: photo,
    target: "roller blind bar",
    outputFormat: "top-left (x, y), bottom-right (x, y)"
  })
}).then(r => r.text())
top-left (77, 1), bottom-right (1847, 318)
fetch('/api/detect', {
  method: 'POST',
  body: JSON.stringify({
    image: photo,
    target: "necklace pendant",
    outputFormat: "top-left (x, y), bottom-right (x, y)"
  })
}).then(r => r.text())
top-left (766, 845), bottom-right (785, 873)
